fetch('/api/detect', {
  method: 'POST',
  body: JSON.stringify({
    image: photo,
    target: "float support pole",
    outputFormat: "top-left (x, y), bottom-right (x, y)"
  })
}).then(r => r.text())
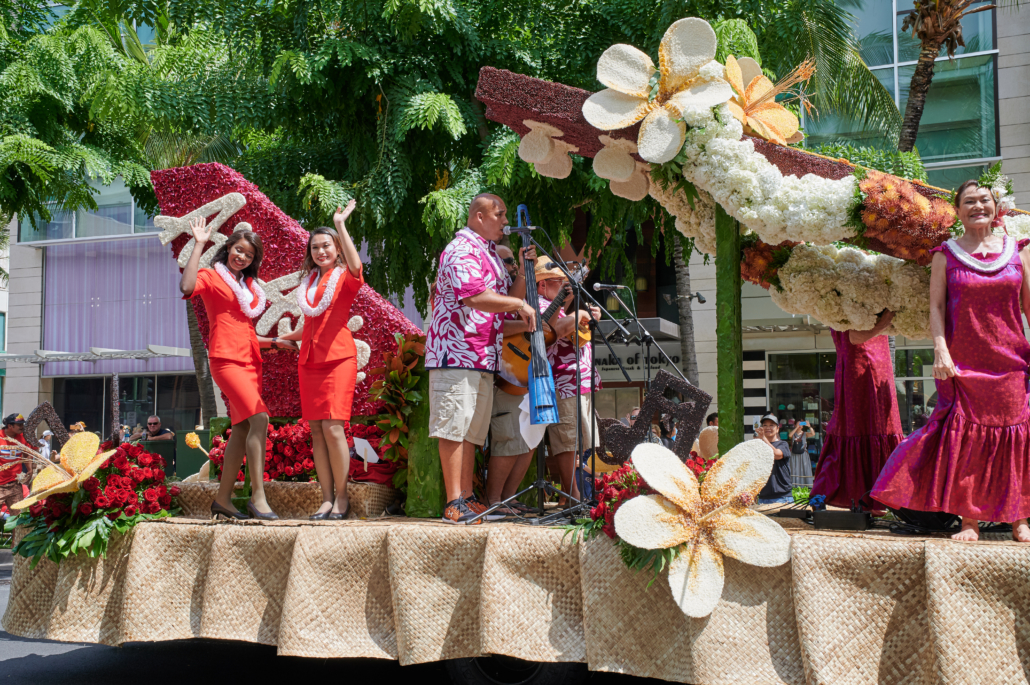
top-left (715, 204), bottom-right (744, 454)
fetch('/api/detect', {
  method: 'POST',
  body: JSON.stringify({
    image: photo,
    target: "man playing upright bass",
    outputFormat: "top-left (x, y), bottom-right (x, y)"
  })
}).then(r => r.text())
top-left (425, 194), bottom-right (537, 524)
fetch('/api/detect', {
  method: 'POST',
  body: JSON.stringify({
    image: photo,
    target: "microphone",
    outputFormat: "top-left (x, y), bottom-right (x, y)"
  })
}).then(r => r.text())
top-left (502, 225), bottom-right (539, 235)
top-left (545, 262), bottom-right (559, 269)
top-left (593, 283), bottom-right (630, 291)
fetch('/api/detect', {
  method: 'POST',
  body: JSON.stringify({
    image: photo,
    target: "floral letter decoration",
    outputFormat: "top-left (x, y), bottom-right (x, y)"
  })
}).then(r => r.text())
top-left (582, 18), bottom-right (734, 163)
top-left (613, 440), bottom-right (791, 617)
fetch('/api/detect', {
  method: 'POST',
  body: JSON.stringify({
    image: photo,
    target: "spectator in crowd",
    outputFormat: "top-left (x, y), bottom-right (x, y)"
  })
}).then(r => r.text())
top-left (789, 419), bottom-right (815, 487)
top-left (0, 414), bottom-right (31, 515)
top-left (622, 407), bottom-right (641, 426)
top-left (131, 416), bottom-right (175, 441)
top-left (756, 414), bottom-right (792, 505)
top-left (38, 430), bottom-right (53, 462)
top-left (706, 413), bottom-right (718, 426)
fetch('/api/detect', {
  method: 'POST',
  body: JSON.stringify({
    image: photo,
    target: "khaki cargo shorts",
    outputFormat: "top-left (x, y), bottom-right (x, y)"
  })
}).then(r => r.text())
top-left (428, 368), bottom-right (494, 446)
top-left (546, 395), bottom-right (600, 454)
top-left (490, 387), bottom-right (530, 457)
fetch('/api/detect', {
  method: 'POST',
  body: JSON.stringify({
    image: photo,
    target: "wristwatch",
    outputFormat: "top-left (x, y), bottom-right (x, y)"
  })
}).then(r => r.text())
top-left (272, 337), bottom-right (280, 349)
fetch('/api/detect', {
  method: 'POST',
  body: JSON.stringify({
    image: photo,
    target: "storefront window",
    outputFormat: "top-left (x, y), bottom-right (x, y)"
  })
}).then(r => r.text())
top-left (157, 375), bottom-right (202, 432)
top-left (896, 378), bottom-right (938, 434)
top-left (117, 376), bottom-right (155, 434)
top-left (767, 352), bottom-right (836, 381)
top-left (926, 163), bottom-right (991, 191)
top-left (17, 176), bottom-right (156, 243)
top-left (804, 68), bottom-right (895, 148)
top-left (767, 381), bottom-right (835, 475)
top-left (53, 377), bottom-right (106, 434)
top-left (594, 387), bottom-right (642, 421)
top-left (897, 2), bottom-right (993, 62)
top-left (846, 0), bottom-right (895, 67)
top-left (19, 209), bottom-right (74, 242)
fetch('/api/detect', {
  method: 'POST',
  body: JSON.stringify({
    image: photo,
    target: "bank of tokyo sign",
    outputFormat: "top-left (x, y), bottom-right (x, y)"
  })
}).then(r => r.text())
top-left (596, 343), bottom-right (684, 382)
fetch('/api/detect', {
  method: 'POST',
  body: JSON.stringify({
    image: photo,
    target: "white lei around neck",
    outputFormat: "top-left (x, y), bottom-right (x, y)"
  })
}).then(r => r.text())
top-left (296, 266), bottom-right (343, 318)
top-left (945, 236), bottom-right (1015, 274)
top-left (213, 262), bottom-right (267, 318)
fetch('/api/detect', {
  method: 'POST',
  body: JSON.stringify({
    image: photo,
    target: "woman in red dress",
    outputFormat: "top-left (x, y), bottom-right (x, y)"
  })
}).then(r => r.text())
top-left (180, 220), bottom-right (294, 520)
top-left (280, 201), bottom-right (364, 520)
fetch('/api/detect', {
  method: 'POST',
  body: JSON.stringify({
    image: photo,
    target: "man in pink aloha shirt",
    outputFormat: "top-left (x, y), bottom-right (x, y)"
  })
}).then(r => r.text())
top-left (426, 194), bottom-right (537, 525)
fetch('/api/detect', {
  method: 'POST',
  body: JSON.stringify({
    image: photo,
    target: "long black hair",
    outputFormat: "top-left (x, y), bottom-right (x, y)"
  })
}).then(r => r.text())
top-left (210, 231), bottom-right (264, 281)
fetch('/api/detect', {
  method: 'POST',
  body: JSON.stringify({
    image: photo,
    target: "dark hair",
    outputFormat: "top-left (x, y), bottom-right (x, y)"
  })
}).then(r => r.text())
top-left (301, 227), bottom-right (347, 274)
top-left (210, 231), bottom-right (264, 281)
top-left (706, 412), bottom-right (718, 425)
top-left (953, 180), bottom-right (996, 209)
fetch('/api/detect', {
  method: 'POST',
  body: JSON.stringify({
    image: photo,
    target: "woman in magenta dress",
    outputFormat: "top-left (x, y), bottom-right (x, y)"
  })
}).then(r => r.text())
top-left (872, 181), bottom-right (1030, 542)
top-left (812, 311), bottom-right (902, 512)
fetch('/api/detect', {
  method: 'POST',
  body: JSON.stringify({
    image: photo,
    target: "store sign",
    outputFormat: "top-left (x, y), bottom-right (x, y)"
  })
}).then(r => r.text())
top-left (595, 342), bottom-right (685, 383)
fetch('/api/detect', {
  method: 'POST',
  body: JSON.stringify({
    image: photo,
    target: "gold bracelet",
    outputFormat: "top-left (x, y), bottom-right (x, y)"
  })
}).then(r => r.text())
top-left (512, 298), bottom-right (526, 313)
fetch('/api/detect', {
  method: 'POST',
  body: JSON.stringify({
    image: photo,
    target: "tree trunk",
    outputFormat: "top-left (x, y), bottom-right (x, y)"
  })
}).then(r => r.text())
top-left (897, 42), bottom-right (941, 152)
top-left (187, 302), bottom-right (219, 425)
top-left (673, 239), bottom-right (700, 387)
top-left (715, 205), bottom-right (744, 454)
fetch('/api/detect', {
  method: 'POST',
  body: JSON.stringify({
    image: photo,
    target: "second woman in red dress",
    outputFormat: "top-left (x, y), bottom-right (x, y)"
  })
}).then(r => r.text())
top-left (281, 201), bottom-right (364, 520)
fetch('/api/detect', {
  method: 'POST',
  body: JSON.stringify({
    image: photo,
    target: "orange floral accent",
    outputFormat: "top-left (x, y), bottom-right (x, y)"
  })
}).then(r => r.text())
top-left (725, 56), bottom-right (814, 146)
top-left (858, 170), bottom-right (956, 264)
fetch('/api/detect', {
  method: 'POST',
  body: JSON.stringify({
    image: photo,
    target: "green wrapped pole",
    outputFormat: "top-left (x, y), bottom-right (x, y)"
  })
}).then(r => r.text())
top-left (715, 204), bottom-right (744, 454)
top-left (403, 368), bottom-right (445, 517)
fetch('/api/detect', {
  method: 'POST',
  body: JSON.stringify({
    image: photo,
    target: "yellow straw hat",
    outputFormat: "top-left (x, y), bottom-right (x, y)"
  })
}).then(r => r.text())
top-left (533, 256), bottom-right (566, 281)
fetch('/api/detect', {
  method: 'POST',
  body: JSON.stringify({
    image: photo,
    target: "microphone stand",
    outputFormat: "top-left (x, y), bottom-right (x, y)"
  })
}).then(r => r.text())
top-left (605, 289), bottom-right (690, 387)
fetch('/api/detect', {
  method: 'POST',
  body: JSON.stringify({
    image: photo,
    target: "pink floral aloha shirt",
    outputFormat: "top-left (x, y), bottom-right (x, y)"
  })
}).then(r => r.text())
top-left (426, 228), bottom-right (512, 372)
top-left (538, 296), bottom-right (599, 399)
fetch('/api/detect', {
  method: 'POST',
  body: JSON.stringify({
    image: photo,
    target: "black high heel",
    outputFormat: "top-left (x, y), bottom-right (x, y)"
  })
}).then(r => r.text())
top-left (247, 501), bottom-right (280, 520)
top-left (328, 502), bottom-right (351, 521)
top-left (211, 502), bottom-right (249, 520)
top-left (309, 505), bottom-right (332, 521)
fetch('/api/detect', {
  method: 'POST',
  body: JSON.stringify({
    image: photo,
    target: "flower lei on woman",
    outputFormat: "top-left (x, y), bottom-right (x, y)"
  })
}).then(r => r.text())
top-left (296, 266), bottom-right (343, 318)
top-left (213, 261), bottom-right (267, 318)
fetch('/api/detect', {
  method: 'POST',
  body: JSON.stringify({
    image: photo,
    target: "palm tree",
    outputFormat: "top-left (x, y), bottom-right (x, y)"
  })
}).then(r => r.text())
top-left (897, 0), bottom-right (1019, 152)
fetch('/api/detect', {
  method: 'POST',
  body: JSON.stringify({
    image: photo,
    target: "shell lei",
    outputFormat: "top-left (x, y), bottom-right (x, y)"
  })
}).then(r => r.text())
top-left (213, 262), bottom-right (267, 318)
top-left (944, 237), bottom-right (1014, 274)
top-left (296, 267), bottom-right (343, 318)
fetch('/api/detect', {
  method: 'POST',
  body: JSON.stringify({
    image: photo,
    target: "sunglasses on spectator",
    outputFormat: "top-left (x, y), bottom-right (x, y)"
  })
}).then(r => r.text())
top-left (630, 414), bottom-right (639, 420)
top-left (501, 257), bottom-right (516, 266)
top-left (147, 422), bottom-right (159, 426)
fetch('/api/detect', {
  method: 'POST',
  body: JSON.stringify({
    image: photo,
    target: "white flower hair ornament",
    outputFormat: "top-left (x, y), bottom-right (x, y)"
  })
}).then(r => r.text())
top-left (582, 18), bottom-right (735, 164)
top-left (614, 440), bottom-right (791, 617)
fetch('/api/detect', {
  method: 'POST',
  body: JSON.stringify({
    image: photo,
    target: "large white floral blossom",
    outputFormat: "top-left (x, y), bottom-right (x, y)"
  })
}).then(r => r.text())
top-left (649, 179), bottom-right (717, 254)
top-left (770, 244), bottom-right (931, 340)
top-left (1002, 213), bottom-right (1030, 240)
top-left (582, 18), bottom-right (734, 163)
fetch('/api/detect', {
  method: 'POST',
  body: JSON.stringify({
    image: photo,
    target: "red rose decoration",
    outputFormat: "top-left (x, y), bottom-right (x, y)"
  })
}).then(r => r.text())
top-left (138, 454), bottom-right (152, 467)
top-left (144, 488), bottom-right (159, 503)
top-left (29, 503), bottom-right (43, 517)
top-left (78, 503), bottom-right (93, 516)
top-left (95, 496), bottom-right (111, 508)
top-left (124, 505), bottom-right (139, 517)
top-left (169, 485), bottom-right (181, 496)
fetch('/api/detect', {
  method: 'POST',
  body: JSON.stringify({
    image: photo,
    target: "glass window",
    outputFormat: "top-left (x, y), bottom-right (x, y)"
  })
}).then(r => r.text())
top-left (925, 163), bottom-right (990, 192)
top-left (0, 312), bottom-right (5, 351)
top-left (54, 377), bottom-right (105, 434)
top-left (842, 0), bottom-right (895, 67)
top-left (768, 352), bottom-right (837, 381)
top-left (897, 3), bottom-right (994, 63)
top-left (767, 382), bottom-right (835, 469)
top-left (594, 387), bottom-right (642, 420)
top-left (899, 54), bottom-right (997, 164)
top-left (134, 205), bottom-right (158, 233)
top-left (19, 208), bottom-right (73, 242)
top-left (803, 67), bottom-right (896, 148)
top-left (117, 376), bottom-right (155, 434)
top-left (76, 177), bottom-right (134, 238)
top-left (894, 348), bottom-right (935, 378)
top-left (156, 374), bottom-right (201, 433)
top-left (896, 378), bottom-right (938, 434)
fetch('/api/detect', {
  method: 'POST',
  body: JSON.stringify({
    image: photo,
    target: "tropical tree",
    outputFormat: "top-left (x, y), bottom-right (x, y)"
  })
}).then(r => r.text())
top-left (897, 0), bottom-right (1019, 152)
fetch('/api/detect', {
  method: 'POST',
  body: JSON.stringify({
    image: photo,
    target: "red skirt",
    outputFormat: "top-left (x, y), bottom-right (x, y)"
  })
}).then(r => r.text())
top-left (299, 357), bottom-right (357, 421)
top-left (210, 358), bottom-right (268, 423)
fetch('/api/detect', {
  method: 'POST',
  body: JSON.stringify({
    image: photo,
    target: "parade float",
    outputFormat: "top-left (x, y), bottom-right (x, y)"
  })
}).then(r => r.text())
top-left (4, 17), bottom-right (1030, 685)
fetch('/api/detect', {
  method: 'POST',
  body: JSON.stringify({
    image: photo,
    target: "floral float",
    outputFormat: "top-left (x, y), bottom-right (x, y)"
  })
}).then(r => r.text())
top-left (475, 21), bottom-right (1030, 336)
top-left (571, 440), bottom-right (790, 618)
top-left (7, 432), bottom-right (117, 509)
top-left (4, 438), bottom-right (180, 566)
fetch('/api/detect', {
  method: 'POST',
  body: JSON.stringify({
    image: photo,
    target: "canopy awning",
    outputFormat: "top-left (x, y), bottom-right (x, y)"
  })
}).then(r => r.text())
top-left (0, 345), bottom-right (191, 365)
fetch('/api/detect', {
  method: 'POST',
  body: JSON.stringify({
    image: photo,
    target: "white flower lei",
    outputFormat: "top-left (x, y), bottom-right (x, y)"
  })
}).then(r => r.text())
top-left (213, 262), bottom-right (267, 319)
top-left (296, 266), bottom-right (344, 318)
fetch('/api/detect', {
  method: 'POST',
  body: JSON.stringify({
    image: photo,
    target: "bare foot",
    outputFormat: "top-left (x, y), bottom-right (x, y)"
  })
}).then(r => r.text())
top-left (952, 518), bottom-right (980, 542)
top-left (1012, 519), bottom-right (1030, 542)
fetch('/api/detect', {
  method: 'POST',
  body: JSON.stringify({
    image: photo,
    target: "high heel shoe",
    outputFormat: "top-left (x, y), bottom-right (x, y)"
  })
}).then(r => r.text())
top-left (309, 506), bottom-right (332, 521)
top-left (328, 502), bottom-right (351, 521)
top-left (211, 501), bottom-right (249, 520)
top-left (247, 500), bottom-right (280, 521)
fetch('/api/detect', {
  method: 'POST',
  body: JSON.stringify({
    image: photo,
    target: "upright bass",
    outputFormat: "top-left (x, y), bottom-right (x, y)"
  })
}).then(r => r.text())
top-left (515, 205), bottom-right (559, 425)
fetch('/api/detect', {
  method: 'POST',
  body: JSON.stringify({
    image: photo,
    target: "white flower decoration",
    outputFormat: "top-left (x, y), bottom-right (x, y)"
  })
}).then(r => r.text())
top-left (614, 440), bottom-right (791, 618)
top-left (348, 315), bottom-right (371, 384)
top-left (610, 162), bottom-right (652, 201)
top-left (582, 18), bottom-right (734, 163)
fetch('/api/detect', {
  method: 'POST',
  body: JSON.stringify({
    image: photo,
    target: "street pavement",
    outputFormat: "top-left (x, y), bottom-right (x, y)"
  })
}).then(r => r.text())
top-left (0, 548), bottom-right (660, 685)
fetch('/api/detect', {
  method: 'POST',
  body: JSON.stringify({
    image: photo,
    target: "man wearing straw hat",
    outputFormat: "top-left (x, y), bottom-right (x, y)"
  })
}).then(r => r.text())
top-left (0, 414), bottom-right (32, 515)
top-left (533, 256), bottom-right (601, 504)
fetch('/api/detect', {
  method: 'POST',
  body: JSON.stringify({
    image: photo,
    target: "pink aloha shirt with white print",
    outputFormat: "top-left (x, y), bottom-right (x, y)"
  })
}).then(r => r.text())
top-left (426, 228), bottom-right (512, 372)
top-left (538, 296), bottom-right (599, 399)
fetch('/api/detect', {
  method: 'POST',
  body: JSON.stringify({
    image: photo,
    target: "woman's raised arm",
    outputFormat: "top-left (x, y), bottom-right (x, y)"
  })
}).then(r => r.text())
top-left (179, 217), bottom-right (212, 296)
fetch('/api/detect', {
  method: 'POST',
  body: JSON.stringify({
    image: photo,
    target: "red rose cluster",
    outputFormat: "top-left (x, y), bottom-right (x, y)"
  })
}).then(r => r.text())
top-left (590, 463), bottom-right (655, 539)
top-left (27, 442), bottom-right (181, 526)
top-left (150, 162), bottom-right (421, 420)
top-left (685, 450), bottom-right (717, 480)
